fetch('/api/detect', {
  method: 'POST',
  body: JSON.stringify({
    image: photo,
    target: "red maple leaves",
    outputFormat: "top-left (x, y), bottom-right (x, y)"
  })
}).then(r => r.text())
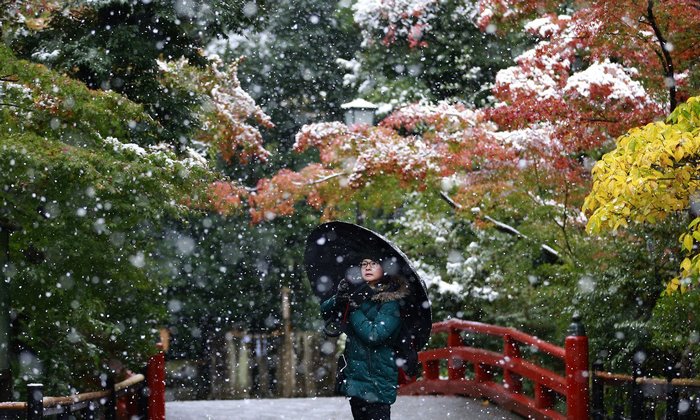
top-left (209, 0), bottom-right (700, 222)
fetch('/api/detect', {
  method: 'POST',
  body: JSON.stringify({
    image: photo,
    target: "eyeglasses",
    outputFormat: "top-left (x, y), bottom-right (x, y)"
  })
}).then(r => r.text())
top-left (360, 261), bottom-right (379, 269)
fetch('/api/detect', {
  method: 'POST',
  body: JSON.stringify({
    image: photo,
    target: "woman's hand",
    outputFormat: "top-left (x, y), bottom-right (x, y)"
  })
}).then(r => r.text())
top-left (336, 279), bottom-right (351, 304)
top-left (348, 287), bottom-right (371, 308)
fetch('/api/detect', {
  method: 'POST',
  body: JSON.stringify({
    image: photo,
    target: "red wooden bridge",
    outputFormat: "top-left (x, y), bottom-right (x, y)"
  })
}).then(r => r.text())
top-left (399, 317), bottom-right (590, 420)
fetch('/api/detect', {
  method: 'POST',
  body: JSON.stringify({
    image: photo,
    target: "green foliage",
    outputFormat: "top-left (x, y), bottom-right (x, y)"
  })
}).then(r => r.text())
top-left (582, 96), bottom-right (700, 369)
top-left (7, 0), bottom-right (261, 146)
top-left (361, 184), bottom-right (690, 376)
top-left (584, 96), bottom-right (700, 292)
top-left (0, 44), bottom-right (159, 143)
top-left (573, 218), bottom-right (685, 371)
top-left (649, 288), bottom-right (700, 371)
top-left (351, 0), bottom-right (529, 107)
top-left (164, 211), bottom-right (323, 359)
top-left (219, 0), bottom-right (361, 167)
top-left (1, 45), bottom-right (216, 392)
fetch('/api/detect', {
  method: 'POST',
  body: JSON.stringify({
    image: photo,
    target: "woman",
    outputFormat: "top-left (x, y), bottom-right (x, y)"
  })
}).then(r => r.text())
top-left (320, 256), bottom-right (409, 420)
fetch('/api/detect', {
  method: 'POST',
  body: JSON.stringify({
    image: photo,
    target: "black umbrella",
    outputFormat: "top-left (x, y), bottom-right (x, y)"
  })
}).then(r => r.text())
top-left (304, 221), bottom-right (432, 350)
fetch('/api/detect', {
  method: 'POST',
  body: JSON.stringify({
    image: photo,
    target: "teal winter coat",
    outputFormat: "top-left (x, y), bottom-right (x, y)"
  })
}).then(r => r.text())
top-left (321, 280), bottom-right (409, 404)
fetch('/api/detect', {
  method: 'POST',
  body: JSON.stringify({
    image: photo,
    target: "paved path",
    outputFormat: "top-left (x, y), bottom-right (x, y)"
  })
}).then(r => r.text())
top-left (167, 396), bottom-right (522, 419)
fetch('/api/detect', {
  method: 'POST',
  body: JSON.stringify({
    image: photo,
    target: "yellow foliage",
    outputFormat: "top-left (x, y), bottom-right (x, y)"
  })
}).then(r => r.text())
top-left (583, 96), bottom-right (700, 292)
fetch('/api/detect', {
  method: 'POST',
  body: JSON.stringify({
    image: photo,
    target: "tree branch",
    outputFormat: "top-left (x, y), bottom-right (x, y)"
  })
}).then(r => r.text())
top-left (559, 182), bottom-right (576, 258)
top-left (0, 102), bottom-right (25, 109)
top-left (291, 172), bottom-right (347, 186)
top-left (645, 0), bottom-right (677, 111)
top-left (438, 191), bottom-right (561, 263)
top-left (579, 117), bottom-right (621, 124)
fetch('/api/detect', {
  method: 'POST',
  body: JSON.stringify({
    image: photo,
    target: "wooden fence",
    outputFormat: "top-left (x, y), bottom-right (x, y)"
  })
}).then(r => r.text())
top-left (167, 330), bottom-right (338, 400)
top-left (0, 351), bottom-right (165, 419)
top-left (592, 360), bottom-right (700, 419)
top-left (168, 287), bottom-right (339, 400)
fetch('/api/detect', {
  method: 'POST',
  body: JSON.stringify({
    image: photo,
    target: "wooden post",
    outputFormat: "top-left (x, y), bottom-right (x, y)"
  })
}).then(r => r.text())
top-left (631, 357), bottom-right (644, 419)
top-left (224, 332), bottom-right (237, 396)
top-left (666, 366), bottom-right (679, 420)
top-left (85, 401), bottom-right (98, 420)
top-left (138, 380), bottom-right (149, 420)
top-left (280, 287), bottom-right (296, 397)
top-left (26, 383), bottom-right (43, 420)
top-left (474, 362), bottom-right (492, 383)
top-left (591, 360), bottom-right (605, 420)
top-left (397, 368), bottom-right (416, 386)
top-left (147, 349), bottom-right (166, 420)
top-left (565, 315), bottom-right (590, 419)
top-left (197, 316), bottom-right (212, 400)
top-left (301, 333), bottom-right (315, 396)
top-left (256, 335), bottom-right (271, 397)
top-left (447, 327), bottom-right (465, 380)
top-left (503, 334), bottom-right (522, 393)
top-left (236, 336), bottom-right (251, 397)
top-left (105, 376), bottom-right (116, 420)
top-left (210, 335), bottom-right (227, 398)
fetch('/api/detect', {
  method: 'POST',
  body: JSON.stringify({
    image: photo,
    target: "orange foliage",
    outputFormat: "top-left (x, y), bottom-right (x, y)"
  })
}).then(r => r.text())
top-left (207, 181), bottom-right (249, 216)
top-left (227, 0), bottom-right (700, 223)
top-left (247, 164), bottom-right (340, 224)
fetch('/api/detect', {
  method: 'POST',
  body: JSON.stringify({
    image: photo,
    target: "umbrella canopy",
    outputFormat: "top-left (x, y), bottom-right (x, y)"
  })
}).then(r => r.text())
top-left (304, 221), bottom-right (432, 350)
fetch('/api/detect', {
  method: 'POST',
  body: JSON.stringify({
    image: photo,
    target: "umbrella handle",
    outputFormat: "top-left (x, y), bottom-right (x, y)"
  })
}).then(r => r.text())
top-left (341, 303), bottom-right (350, 324)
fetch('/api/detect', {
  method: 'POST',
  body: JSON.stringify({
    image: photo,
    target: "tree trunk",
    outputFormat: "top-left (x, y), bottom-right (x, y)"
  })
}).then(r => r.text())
top-left (196, 316), bottom-right (212, 400)
top-left (647, 0), bottom-right (677, 111)
top-left (225, 332), bottom-right (238, 396)
top-left (0, 225), bottom-right (12, 401)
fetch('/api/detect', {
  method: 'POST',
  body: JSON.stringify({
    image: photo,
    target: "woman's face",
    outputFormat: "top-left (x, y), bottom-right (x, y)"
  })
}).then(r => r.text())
top-left (360, 259), bottom-right (383, 283)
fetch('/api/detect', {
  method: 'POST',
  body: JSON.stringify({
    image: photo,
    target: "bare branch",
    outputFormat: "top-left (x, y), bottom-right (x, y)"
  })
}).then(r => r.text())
top-left (438, 192), bottom-right (561, 262)
top-left (291, 172), bottom-right (346, 186)
top-left (439, 191), bottom-right (461, 209)
top-left (0, 103), bottom-right (25, 109)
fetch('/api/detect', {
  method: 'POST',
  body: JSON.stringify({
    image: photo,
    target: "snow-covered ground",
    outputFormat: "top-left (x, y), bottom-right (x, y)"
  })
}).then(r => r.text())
top-left (166, 395), bottom-right (522, 419)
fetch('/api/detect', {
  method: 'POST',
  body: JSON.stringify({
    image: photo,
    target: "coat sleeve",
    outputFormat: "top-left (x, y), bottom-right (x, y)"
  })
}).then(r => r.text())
top-left (320, 296), bottom-right (340, 320)
top-left (348, 301), bottom-right (401, 347)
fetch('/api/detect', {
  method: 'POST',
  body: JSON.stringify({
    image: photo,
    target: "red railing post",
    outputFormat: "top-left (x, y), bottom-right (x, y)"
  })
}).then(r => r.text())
top-left (474, 362), bottom-right (492, 383)
top-left (424, 360), bottom-right (440, 380)
top-left (397, 368), bottom-right (416, 386)
top-left (535, 383), bottom-right (554, 409)
top-left (121, 374), bottom-right (140, 419)
top-left (147, 347), bottom-right (166, 420)
top-left (503, 334), bottom-right (522, 394)
top-left (565, 315), bottom-right (590, 419)
top-left (447, 327), bottom-right (466, 380)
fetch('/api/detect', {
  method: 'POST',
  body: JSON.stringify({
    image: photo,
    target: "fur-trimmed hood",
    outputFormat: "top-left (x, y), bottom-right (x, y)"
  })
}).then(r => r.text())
top-left (370, 276), bottom-right (410, 303)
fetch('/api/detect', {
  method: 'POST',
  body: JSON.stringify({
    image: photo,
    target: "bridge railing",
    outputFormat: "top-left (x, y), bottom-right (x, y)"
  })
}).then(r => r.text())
top-left (399, 316), bottom-right (589, 420)
top-left (0, 350), bottom-right (165, 419)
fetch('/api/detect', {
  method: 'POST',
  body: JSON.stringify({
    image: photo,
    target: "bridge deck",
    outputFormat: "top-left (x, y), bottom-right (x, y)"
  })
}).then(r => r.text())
top-left (166, 395), bottom-right (522, 419)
